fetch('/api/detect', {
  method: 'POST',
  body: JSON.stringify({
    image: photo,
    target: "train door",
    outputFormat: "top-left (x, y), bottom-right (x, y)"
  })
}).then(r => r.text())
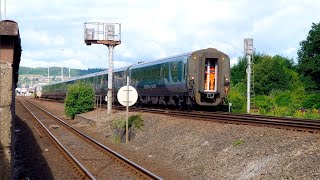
top-left (204, 58), bottom-right (217, 92)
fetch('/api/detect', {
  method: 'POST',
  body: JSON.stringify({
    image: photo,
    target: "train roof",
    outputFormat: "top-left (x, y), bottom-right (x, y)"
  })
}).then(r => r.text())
top-left (41, 48), bottom-right (227, 87)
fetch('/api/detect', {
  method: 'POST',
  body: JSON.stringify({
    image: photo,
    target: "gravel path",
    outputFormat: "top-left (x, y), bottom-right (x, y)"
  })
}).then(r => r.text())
top-left (31, 99), bottom-right (320, 179)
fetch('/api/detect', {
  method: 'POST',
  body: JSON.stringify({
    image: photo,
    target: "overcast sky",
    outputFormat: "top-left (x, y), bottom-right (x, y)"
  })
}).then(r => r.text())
top-left (2, 0), bottom-right (320, 69)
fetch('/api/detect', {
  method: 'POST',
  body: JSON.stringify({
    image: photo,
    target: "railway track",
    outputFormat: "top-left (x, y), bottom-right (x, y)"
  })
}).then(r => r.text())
top-left (33, 98), bottom-right (320, 133)
top-left (116, 106), bottom-right (320, 133)
top-left (19, 98), bottom-right (162, 180)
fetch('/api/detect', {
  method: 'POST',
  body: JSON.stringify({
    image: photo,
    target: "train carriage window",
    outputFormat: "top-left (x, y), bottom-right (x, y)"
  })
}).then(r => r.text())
top-left (183, 63), bottom-right (187, 80)
top-left (204, 58), bottom-right (217, 92)
top-left (177, 61), bottom-right (183, 81)
top-left (97, 75), bottom-right (102, 88)
top-left (162, 63), bottom-right (169, 80)
top-left (171, 62), bottom-right (178, 82)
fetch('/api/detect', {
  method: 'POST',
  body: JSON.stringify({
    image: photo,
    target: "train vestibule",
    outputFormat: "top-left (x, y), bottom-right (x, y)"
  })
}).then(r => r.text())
top-left (204, 58), bottom-right (217, 92)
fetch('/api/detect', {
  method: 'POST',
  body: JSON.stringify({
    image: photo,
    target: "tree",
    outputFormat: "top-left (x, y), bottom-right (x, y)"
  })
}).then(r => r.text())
top-left (65, 82), bottom-right (95, 119)
top-left (231, 56), bottom-right (246, 85)
top-left (227, 83), bottom-right (246, 113)
top-left (297, 22), bottom-right (320, 90)
top-left (231, 53), bottom-right (266, 86)
top-left (254, 55), bottom-right (297, 95)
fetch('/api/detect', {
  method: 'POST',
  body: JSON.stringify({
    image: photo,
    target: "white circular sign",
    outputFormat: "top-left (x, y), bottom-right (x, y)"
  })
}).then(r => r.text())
top-left (36, 86), bottom-right (42, 92)
top-left (117, 86), bottom-right (138, 106)
top-left (36, 91), bottom-right (42, 97)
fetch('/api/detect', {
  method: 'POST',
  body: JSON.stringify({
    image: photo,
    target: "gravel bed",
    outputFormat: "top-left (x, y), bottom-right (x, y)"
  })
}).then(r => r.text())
top-left (31, 99), bottom-right (320, 179)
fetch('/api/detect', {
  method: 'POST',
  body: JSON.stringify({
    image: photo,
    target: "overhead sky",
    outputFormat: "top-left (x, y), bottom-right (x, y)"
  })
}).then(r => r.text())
top-left (2, 0), bottom-right (320, 69)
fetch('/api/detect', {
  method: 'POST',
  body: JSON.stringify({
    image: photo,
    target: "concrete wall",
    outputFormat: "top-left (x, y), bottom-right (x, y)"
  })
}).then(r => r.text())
top-left (0, 20), bottom-right (21, 179)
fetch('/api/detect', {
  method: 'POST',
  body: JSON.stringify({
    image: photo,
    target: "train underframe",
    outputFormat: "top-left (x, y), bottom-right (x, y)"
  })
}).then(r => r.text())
top-left (136, 95), bottom-right (193, 107)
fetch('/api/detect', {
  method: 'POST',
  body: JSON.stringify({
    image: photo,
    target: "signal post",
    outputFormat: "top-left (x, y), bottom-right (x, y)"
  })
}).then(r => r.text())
top-left (84, 22), bottom-right (121, 115)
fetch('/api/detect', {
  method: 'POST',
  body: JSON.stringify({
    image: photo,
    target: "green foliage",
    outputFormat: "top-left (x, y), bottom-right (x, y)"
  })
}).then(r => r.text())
top-left (255, 95), bottom-right (274, 114)
top-left (113, 134), bottom-right (121, 144)
top-left (275, 92), bottom-right (292, 107)
top-left (269, 106), bottom-right (295, 117)
top-left (297, 22), bottom-right (320, 90)
top-left (231, 56), bottom-right (247, 85)
top-left (112, 114), bottom-right (144, 142)
top-left (64, 82), bottom-right (95, 119)
top-left (302, 93), bottom-right (320, 109)
top-left (254, 55), bottom-right (296, 95)
top-left (128, 114), bottom-right (144, 129)
top-left (112, 118), bottom-right (126, 129)
top-left (299, 76), bottom-right (318, 91)
top-left (112, 114), bottom-right (144, 129)
top-left (231, 53), bottom-right (266, 85)
top-left (227, 83), bottom-right (246, 113)
top-left (233, 139), bottom-right (245, 147)
top-left (228, 22), bottom-right (320, 119)
top-left (293, 109), bottom-right (320, 120)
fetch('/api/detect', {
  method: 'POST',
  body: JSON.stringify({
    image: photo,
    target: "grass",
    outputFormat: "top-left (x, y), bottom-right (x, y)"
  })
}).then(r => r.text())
top-left (233, 139), bottom-right (245, 147)
top-left (113, 134), bottom-right (121, 144)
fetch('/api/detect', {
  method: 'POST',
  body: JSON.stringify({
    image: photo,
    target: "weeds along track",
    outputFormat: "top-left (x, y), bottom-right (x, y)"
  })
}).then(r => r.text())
top-left (19, 98), bottom-right (162, 180)
top-left (118, 107), bottom-right (320, 133)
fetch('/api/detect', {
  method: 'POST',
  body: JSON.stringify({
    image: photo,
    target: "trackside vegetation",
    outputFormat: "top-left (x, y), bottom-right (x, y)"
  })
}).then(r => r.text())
top-left (228, 22), bottom-right (320, 120)
top-left (64, 82), bottom-right (95, 119)
top-left (112, 114), bottom-right (144, 143)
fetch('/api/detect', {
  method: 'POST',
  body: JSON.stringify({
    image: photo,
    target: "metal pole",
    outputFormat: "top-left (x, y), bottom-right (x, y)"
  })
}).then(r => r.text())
top-left (48, 67), bottom-right (50, 84)
top-left (107, 45), bottom-right (114, 115)
top-left (61, 67), bottom-right (63, 81)
top-left (69, 68), bottom-right (71, 79)
top-left (126, 74), bottom-right (129, 143)
top-left (246, 55), bottom-right (251, 113)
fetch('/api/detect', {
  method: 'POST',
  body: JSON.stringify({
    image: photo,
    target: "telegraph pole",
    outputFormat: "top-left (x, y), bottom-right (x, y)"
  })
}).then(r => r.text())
top-left (48, 67), bottom-right (50, 84)
top-left (61, 67), bottom-right (63, 81)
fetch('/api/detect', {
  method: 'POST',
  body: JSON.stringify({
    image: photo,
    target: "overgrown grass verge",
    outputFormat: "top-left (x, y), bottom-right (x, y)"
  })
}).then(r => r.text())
top-left (112, 114), bottom-right (144, 143)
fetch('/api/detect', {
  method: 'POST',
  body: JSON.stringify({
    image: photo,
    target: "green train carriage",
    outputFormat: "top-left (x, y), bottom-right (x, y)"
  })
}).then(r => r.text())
top-left (37, 48), bottom-right (230, 108)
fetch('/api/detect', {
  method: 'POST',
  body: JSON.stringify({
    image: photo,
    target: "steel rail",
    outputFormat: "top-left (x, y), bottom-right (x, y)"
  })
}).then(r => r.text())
top-left (26, 99), bottom-right (162, 180)
top-left (121, 107), bottom-right (320, 133)
top-left (20, 99), bottom-right (95, 180)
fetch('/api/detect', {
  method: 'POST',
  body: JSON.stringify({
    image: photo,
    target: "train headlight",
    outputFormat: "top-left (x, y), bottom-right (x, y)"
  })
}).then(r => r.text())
top-left (225, 87), bottom-right (229, 93)
top-left (224, 79), bottom-right (230, 86)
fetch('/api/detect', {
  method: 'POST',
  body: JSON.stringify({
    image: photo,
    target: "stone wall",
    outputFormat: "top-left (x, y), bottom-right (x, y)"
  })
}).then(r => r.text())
top-left (0, 20), bottom-right (21, 179)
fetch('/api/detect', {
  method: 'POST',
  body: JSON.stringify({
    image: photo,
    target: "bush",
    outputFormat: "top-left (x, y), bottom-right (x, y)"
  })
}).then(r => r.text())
top-left (112, 114), bottom-right (144, 142)
top-left (255, 95), bottom-right (274, 114)
top-left (302, 93), bottom-right (320, 109)
top-left (227, 83), bottom-right (246, 113)
top-left (274, 91), bottom-right (292, 107)
top-left (64, 82), bottom-right (95, 119)
top-left (293, 109), bottom-right (320, 120)
top-left (268, 106), bottom-right (295, 117)
top-left (112, 114), bottom-right (144, 129)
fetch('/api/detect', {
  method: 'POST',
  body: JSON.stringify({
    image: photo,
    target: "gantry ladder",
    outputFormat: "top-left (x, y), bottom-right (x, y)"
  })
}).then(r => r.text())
top-left (250, 55), bottom-right (255, 110)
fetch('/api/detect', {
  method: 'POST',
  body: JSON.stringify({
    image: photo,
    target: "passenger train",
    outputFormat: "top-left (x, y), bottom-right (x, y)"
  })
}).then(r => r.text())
top-left (36, 48), bottom-right (230, 108)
